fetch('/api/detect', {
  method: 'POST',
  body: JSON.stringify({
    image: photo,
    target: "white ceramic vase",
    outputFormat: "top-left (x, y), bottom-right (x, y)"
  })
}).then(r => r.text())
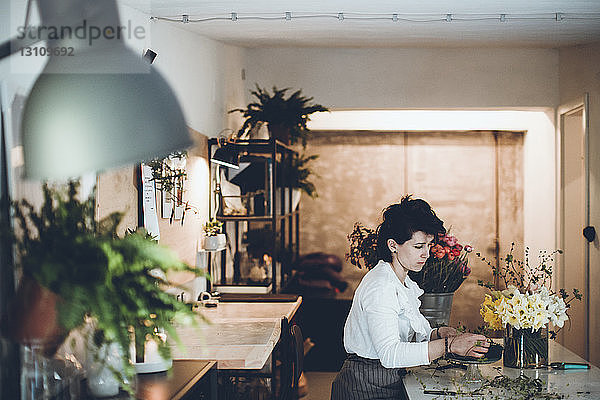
top-left (275, 188), bottom-right (301, 215)
top-left (86, 342), bottom-right (122, 398)
top-left (133, 337), bottom-right (173, 374)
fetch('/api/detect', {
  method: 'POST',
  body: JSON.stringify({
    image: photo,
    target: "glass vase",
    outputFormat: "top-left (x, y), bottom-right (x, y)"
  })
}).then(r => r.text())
top-left (21, 340), bottom-right (81, 400)
top-left (503, 325), bottom-right (548, 368)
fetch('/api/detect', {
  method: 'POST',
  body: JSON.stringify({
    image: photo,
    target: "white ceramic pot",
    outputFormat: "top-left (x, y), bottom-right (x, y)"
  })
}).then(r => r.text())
top-left (133, 337), bottom-right (173, 374)
top-left (86, 342), bottom-right (121, 398)
top-left (276, 188), bottom-right (302, 215)
top-left (204, 233), bottom-right (225, 250)
top-left (216, 233), bottom-right (227, 248)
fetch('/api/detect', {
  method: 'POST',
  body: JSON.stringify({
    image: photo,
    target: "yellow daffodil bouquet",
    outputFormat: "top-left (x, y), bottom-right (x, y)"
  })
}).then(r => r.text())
top-left (477, 244), bottom-right (581, 368)
top-left (477, 244), bottom-right (580, 336)
top-left (481, 285), bottom-right (571, 332)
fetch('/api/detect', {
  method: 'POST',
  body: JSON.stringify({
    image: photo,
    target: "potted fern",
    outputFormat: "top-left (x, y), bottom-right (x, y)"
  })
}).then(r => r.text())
top-left (4, 181), bottom-right (201, 395)
top-left (285, 153), bottom-right (319, 199)
top-left (229, 84), bottom-right (329, 147)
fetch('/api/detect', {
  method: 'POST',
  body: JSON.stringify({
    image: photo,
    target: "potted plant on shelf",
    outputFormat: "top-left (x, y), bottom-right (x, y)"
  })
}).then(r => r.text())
top-left (3, 180), bottom-right (201, 395)
top-left (346, 224), bottom-right (472, 326)
top-left (229, 84), bottom-right (329, 147)
top-left (285, 153), bottom-right (319, 200)
top-left (274, 152), bottom-right (319, 214)
top-left (203, 218), bottom-right (225, 250)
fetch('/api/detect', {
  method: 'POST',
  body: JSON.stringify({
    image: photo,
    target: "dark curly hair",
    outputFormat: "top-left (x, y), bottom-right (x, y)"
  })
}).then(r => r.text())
top-left (376, 195), bottom-right (446, 263)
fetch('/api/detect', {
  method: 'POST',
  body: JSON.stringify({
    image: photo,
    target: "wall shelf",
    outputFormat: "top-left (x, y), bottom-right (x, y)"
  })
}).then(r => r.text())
top-left (216, 210), bottom-right (299, 222)
top-left (208, 138), bottom-right (300, 293)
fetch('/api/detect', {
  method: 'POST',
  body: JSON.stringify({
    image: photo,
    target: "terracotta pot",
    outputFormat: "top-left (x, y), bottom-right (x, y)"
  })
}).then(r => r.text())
top-left (4, 276), bottom-right (66, 355)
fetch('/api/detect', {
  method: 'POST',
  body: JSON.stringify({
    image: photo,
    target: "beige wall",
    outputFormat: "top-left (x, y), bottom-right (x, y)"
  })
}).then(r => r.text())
top-left (150, 21), bottom-right (247, 137)
top-left (310, 110), bottom-right (556, 260)
top-left (245, 47), bottom-right (559, 108)
top-left (95, 128), bottom-right (210, 285)
top-left (559, 42), bottom-right (600, 367)
top-left (154, 129), bottom-right (210, 284)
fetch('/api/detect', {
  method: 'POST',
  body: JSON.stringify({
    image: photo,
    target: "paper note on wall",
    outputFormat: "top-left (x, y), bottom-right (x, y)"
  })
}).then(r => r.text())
top-left (141, 163), bottom-right (160, 240)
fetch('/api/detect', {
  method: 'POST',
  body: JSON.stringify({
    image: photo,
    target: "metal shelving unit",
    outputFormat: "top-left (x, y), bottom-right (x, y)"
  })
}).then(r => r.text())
top-left (208, 138), bottom-right (300, 293)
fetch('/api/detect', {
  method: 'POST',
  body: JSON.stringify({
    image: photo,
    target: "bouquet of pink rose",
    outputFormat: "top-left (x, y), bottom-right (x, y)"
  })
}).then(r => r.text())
top-left (408, 233), bottom-right (473, 293)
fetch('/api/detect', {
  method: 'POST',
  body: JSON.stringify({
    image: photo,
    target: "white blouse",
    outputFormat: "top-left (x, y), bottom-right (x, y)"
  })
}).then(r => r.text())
top-left (343, 260), bottom-right (433, 368)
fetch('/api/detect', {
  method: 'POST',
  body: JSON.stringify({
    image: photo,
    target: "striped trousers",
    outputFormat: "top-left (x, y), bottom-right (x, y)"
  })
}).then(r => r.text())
top-left (330, 354), bottom-right (409, 400)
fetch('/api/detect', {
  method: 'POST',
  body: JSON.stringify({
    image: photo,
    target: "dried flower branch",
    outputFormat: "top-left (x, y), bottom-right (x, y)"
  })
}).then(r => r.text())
top-left (345, 222), bottom-right (378, 270)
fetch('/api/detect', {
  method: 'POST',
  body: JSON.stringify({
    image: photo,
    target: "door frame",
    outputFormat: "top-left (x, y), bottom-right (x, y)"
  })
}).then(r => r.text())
top-left (556, 93), bottom-right (590, 358)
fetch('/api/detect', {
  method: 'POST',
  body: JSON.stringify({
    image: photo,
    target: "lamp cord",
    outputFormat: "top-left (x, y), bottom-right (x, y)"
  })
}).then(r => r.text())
top-left (23, 0), bottom-right (33, 32)
top-left (0, 0), bottom-right (41, 60)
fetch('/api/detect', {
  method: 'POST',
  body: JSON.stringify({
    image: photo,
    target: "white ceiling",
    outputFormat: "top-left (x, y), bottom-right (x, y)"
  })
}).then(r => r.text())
top-left (120, 0), bottom-right (600, 48)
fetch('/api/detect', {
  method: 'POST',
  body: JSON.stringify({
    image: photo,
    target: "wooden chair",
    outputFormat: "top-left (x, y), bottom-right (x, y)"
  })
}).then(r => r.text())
top-left (290, 324), bottom-right (303, 398)
top-left (279, 319), bottom-right (304, 400)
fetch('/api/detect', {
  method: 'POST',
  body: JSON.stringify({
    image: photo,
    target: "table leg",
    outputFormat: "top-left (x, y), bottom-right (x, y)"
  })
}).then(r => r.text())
top-left (210, 365), bottom-right (218, 400)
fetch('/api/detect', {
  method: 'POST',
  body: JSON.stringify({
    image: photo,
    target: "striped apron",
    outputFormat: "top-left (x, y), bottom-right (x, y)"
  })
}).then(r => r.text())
top-left (330, 354), bottom-right (409, 400)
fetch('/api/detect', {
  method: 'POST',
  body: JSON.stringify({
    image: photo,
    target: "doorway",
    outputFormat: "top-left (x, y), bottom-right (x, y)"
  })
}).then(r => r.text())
top-left (557, 95), bottom-right (590, 360)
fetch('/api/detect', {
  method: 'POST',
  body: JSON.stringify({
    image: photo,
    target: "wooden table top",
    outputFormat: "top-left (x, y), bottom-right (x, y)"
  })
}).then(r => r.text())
top-left (136, 360), bottom-right (216, 400)
top-left (85, 360), bottom-right (216, 400)
top-left (170, 298), bottom-right (302, 370)
top-left (197, 298), bottom-right (303, 323)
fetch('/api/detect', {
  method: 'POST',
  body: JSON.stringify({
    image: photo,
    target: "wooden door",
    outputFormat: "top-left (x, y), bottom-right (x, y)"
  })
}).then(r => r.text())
top-left (557, 96), bottom-right (589, 360)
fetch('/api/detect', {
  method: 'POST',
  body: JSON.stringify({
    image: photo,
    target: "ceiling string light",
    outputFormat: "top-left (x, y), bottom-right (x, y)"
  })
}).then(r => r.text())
top-left (151, 12), bottom-right (600, 24)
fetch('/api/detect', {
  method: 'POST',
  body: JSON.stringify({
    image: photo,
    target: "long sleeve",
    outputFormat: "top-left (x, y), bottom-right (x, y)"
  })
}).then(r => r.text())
top-left (343, 261), bottom-right (432, 368)
top-left (362, 278), bottom-right (430, 368)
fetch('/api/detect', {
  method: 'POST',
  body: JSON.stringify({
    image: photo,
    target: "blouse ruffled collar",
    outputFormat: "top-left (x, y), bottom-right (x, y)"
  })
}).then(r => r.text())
top-left (376, 260), bottom-right (430, 337)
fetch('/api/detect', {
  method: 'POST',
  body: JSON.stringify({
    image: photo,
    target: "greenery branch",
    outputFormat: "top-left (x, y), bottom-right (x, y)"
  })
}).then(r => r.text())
top-left (417, 370), bottom-right (565, 399)
top-left (476, 243), bottom-right (581, 303)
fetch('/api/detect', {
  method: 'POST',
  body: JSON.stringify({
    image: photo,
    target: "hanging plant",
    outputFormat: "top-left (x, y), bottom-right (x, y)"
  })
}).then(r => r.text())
top-left (146, 151), bottom-right (187, 194)
top-left (146, 151), bottom-right (198, 224)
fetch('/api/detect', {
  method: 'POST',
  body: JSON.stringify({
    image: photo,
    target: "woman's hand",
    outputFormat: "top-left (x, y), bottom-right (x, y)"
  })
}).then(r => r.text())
top-left (438, 326), bottom-right (458, 338)
top-left (449, 333), bottom-right (490, 358)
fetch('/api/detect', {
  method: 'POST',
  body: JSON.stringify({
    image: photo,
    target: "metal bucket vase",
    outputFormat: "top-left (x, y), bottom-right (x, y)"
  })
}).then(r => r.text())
top-left (419, 292), bottom-right (454, 327)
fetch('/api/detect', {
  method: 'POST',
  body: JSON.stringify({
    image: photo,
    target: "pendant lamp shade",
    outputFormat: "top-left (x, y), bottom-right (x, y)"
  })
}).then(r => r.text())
top-left (20, 0), bottom-right (192, 180)
top-left (211, 145), bottom-right (240, 169)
